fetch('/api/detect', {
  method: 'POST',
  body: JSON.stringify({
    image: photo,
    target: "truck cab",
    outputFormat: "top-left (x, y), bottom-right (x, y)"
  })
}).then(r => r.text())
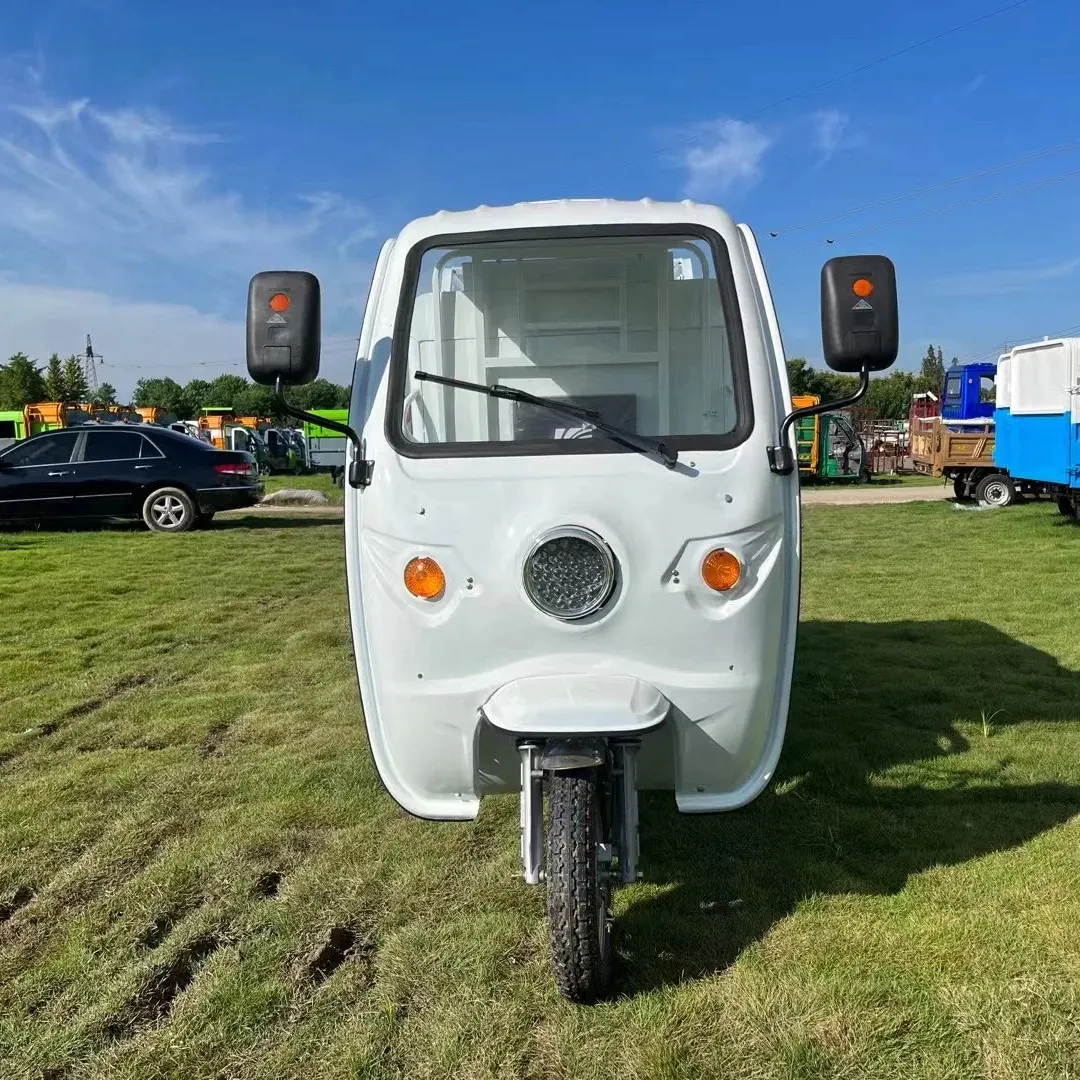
top-left (942, 362), bottom-right (996, 423)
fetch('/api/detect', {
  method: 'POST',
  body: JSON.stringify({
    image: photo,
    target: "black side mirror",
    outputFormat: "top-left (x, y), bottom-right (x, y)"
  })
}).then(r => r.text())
top-left (821, 255), bottom-right (898, 372)
top-left (767, 254), bottom-right (899, 476)
top-left (246, 271), bottom-right (321, 386)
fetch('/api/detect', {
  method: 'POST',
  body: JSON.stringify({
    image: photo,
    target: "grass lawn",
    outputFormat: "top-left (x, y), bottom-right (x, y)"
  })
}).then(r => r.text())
top-left (2, 502), bottom-right (1079, 1079)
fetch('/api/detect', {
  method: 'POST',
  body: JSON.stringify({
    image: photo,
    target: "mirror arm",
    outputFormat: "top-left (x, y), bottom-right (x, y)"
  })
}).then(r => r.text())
top-left (767, 364), bottom-right (871, 476)
top-left (273, 377), bottom-right (372, 488)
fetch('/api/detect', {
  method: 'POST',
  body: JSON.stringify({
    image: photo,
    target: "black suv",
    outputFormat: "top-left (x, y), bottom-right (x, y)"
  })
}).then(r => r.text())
top-left (0, 423), bottom-right (262, 532)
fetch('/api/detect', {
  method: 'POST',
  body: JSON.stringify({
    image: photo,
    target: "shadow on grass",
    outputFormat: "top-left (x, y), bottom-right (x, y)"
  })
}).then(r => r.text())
top-left (210, 514), bottom-right (343, 530)
top-left (617, 620), bottom-right (1080, 995)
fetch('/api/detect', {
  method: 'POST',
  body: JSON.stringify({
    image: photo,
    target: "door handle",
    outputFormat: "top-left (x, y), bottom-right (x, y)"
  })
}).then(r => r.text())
top-left (47, 470), bottom-right (71, 477)
top-left (135, 465), bottom-right (154, 470)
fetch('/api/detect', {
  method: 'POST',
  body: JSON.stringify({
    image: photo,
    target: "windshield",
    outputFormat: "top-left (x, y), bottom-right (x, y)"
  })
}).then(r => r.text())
top-left (390, 231), bottom-right (748, 456)
top-left (944, 372), bottom-right (962, 402)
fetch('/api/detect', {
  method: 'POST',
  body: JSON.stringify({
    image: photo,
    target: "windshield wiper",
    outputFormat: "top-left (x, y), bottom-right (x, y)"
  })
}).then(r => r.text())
top-left (412, 371), bottom-right (678, 469)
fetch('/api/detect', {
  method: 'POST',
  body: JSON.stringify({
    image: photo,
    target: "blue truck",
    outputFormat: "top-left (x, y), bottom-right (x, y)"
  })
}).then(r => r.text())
top-left (993, 338), bottom-right (1080, 518)
top-left (942, 361), bottom-right (996, 422)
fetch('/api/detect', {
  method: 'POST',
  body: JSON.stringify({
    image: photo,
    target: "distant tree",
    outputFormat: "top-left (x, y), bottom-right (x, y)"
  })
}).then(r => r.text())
top-left (915, 344), bottom-right (946, 395)
top-left (786, 357), bottom-right (817, 396)
top-left (866, 370), bottom-right (916, 420)
top-left (205, 374), bottom-right (250, 410)
top-left (180, 379), bottom-right (212, 418)
top-left (91, 382), bottom-right (118, 406)
top-left (133, 377), bottom-right (186, 417)
top-left (233, 382), bottom-right (276, 418)
top-left (0, 353), bottom-right (46, 409)
top-left (292, 378), bottom-right (350, 410)
top-left (62, 355), bottom-right (89, 401)
top-left (42, 354), bottom-right (66, 401)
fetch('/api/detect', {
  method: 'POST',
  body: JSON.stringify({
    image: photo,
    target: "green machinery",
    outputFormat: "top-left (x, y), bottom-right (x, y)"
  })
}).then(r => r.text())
top-left (792, 394), bottom-right (870, 482)
top-left (0, 410), bottom-right (27, 452)
top-left (302, 408), bottom-right (349, 485)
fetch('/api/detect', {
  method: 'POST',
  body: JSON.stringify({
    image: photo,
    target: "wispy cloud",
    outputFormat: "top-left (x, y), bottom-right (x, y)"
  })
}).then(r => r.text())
top-left (0, 95), bottom-right (374, 281)
top-left (965, 73), bottom-right (986, 94)
top-left (0, 64), bottom-right (377, 389)
top-left (666, 117), bottom-right (772, 199)
top-left (809, 108), bottom-right (863, 165)
top-left (933, 257), bottom-right (1080, 296)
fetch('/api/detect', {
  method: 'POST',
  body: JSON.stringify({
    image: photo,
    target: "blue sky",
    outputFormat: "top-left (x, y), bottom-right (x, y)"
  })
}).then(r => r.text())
top-left (1, 0), bottom-right (1079, 396)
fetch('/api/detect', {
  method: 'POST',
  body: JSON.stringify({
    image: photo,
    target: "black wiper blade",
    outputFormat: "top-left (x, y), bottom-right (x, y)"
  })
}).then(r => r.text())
top-left (413, 371), bottom-right (678, 469)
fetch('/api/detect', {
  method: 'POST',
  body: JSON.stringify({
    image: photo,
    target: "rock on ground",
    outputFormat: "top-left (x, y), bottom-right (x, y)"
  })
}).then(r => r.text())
top-left (260, 488), bottom-right (331, 506)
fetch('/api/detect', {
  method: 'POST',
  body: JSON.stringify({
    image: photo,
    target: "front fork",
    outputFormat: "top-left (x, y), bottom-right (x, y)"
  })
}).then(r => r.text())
top-left (517, 739), bottom-right (641, 886)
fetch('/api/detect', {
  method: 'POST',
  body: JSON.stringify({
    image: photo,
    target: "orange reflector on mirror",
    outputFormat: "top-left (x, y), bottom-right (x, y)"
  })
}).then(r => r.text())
top-left (269, 292), bottom-right (291, 313)
top-left (852, 278), bottom-right (874, 298)
top-left (404, 557), bottom-right (445, 600)
top-left (701, 549), bottom-right (741, 592)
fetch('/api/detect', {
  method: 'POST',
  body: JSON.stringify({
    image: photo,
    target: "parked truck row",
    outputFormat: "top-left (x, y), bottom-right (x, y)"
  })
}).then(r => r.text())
top-left (911, 342), bottom-right (1080, 517)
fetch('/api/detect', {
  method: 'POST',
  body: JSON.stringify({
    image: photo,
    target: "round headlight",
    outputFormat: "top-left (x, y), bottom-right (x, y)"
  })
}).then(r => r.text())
top-left (523, 527), bottom-right (616, 621)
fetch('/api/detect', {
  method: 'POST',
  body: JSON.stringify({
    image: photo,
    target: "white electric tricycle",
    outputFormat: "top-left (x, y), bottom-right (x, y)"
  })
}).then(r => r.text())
top-left (246, 200), bottom-right (898, 1002)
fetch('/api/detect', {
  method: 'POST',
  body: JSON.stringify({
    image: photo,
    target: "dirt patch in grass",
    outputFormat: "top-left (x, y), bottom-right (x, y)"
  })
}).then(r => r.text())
top-left (103, 933), bottom-right (220, 1039)
top-left (198, 721), bottom-right (231, 759)
top-left (254, 871), bottom-right (284, 898)
top-left (305, 925), bottom-right (375, 984)
top-left (0, 885), bottom-right (35, 923)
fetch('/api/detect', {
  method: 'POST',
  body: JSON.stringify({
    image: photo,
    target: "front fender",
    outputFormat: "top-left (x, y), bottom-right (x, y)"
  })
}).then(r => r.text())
top-left (481, 674), bottom-right (670, 738)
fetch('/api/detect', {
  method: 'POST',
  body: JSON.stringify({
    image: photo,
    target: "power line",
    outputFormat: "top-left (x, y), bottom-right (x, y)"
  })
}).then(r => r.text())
top-left (766, 137), bottom-right (1080, 238)
top-left (955, 321), bottom-right (1080, 365)
top-left (772, 164), bottom-right (1080, 252)
top-left (620, 0), bottom-right (1034, 171)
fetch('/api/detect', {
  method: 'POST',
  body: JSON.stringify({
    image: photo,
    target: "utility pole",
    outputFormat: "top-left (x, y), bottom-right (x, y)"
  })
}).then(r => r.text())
top-left (84, 333), bottom-right (103, 391)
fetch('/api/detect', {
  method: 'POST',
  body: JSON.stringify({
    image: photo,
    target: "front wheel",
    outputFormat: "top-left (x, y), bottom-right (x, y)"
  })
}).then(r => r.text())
top-left (1058, 497), bottom-right (1078, 519)
top-left (546, 769), bottom-right (613, 1003)
top-left (142, 487), bottom-right (196, 533)
top-left (976, 472), bottom-right (1015, 508)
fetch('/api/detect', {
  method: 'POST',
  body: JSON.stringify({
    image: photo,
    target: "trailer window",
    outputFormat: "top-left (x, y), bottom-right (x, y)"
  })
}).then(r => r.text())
top-left (389, 229), bottom-right (750, 458)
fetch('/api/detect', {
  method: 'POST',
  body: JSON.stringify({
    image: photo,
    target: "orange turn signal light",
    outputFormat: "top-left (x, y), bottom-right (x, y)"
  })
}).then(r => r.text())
top-left (701, 549), bottom-right (741, 592)
top-left (404, 557), bottom-right (445, 600)
top-left (852, 278), bottom-right (874, 298)
top-left (269, 292), bottom-right (291, 313)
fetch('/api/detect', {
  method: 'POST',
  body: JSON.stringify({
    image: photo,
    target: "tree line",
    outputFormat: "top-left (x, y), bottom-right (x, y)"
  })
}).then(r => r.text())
top-left (0, 353), bottom-right (119, 411)
top-left (787, 344), bottom-right (951, 422)
top-left (0, 353), bottom-right (350, 419)
top-left (2, 344), bottom-right (954, 423)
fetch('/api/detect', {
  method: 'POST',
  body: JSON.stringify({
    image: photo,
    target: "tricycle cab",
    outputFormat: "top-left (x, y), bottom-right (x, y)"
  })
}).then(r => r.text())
top-left (345, 200), bottom-right (801, 819)
top-left (246, 199), bottom-right (898, 1001)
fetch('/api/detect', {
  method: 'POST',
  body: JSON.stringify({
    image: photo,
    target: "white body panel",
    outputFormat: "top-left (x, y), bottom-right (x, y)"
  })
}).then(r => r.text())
top-left (344, 200), bottom-right (800, 820)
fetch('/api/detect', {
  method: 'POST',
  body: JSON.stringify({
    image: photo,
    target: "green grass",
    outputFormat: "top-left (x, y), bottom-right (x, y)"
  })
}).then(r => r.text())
top-left (1, 502), bottom-right (1079, 1079)
top-left (262, 472), bottom-right (344, 504)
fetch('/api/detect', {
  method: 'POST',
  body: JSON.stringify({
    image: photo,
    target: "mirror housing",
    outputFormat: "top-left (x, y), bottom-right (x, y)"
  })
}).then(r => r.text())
top-left (821, 255), bottom-right (898, 373)
top-left (246, 270), bottom-right (321, 386)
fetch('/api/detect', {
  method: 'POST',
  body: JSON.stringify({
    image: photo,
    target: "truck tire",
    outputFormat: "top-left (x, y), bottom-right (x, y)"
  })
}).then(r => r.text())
top-left (976, 473), bottom-right (1015, 508)
top-left (952, 477), bottom-right (971, 502)
top-left (546, 768), bottom-right (613, 1003)
top-left (1058, 497), bottom-right (1078, 520)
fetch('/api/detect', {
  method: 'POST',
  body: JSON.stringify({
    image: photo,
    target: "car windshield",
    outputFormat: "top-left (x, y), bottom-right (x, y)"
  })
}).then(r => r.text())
top-left (393, 232), bottom-right (746, 455)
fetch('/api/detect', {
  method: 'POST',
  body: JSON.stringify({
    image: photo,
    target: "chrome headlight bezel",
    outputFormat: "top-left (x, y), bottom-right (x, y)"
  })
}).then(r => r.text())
top-left (522, 526), bottom-right (617, 622)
